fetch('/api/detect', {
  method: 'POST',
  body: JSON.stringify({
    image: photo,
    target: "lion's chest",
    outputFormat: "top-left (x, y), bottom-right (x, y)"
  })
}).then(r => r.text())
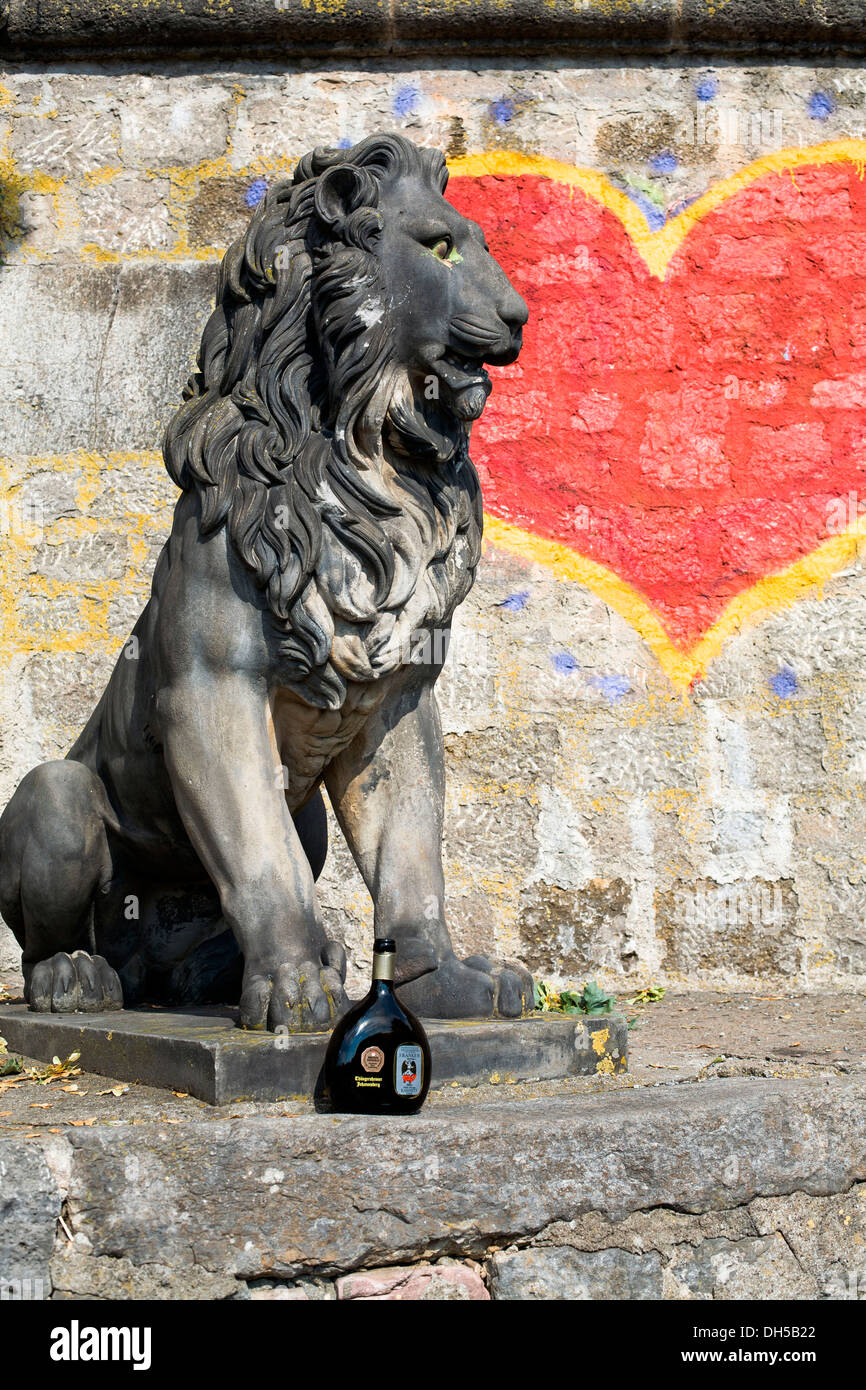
top-left (271, 678), bottom-right (394, 805)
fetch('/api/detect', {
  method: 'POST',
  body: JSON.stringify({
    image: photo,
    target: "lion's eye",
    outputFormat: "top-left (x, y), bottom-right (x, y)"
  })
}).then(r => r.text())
top-left (429, 237), bottom-right (452, 260)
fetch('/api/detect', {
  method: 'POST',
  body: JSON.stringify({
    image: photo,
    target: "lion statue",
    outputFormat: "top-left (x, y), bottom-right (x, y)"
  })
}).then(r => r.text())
top-left (0, 133), bottom-right (530, 1031)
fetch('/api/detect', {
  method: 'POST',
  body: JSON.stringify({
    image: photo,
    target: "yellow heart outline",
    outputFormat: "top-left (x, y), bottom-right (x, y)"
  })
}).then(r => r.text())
top-left (449, 142), bottom-right (866, 690)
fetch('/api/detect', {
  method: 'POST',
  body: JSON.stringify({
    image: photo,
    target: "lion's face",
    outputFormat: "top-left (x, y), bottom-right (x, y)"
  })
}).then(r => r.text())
top-left (166, 136), bottom-right (521, 696)
top-left (376, 171), bottom-right (528, 423)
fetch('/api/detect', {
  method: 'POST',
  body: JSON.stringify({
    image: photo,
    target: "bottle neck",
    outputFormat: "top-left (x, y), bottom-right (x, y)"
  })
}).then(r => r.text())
top-left (372, 951), bottom-right (395, 986)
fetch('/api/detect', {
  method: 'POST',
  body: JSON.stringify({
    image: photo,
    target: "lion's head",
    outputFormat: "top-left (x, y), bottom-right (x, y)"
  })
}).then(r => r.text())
top-left (164, 133), bottom-right (527, 707)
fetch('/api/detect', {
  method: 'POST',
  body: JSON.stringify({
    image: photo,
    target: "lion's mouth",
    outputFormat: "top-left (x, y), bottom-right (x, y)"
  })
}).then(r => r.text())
top-left (430, 351), bottom-right (492, 421)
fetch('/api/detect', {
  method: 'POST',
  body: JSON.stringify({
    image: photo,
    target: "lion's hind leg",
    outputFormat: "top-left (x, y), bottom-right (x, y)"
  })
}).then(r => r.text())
top-left (0, 760), bottom-right (123, 1012)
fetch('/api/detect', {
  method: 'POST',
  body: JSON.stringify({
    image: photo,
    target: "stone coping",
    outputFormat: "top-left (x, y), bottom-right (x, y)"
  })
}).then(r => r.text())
top-left (1, 0), bottom-right (865, 61)
top-left (3, 1075), bottom-right (865, 1294)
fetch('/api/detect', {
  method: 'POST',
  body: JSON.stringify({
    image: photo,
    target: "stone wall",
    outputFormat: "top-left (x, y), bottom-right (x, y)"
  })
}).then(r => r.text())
top-left (2, 13), bottom-right (866, 994)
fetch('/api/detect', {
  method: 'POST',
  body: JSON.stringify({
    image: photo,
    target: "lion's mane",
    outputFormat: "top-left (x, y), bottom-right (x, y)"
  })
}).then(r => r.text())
top-left (163, 134), bottom-right (483, 709)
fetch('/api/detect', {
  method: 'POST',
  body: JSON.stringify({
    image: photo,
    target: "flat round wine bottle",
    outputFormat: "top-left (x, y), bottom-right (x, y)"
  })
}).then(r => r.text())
top-left (324, 938), bottom-right (431, 1114)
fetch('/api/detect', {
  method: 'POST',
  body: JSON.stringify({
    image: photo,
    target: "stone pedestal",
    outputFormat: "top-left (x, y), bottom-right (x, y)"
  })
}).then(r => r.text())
top-left (0, 1003), bottom-right (627, 1105)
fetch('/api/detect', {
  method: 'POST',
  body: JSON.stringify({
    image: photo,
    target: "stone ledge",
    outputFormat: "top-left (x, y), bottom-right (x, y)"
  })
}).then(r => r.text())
top-left (55, 1077), bottom-right (866, 1277)
top-left (3, 1075), bottom-right (864, 1298)
top-left (2, 0), bottom-right (866, 60)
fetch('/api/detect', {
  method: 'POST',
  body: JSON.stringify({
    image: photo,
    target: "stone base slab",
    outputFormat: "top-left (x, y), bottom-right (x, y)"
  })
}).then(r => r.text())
top-left (0, 1003), bottom-right (627, 1105)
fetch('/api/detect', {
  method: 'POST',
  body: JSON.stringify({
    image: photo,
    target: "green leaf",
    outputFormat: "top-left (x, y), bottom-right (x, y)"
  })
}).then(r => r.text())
top-left (535, 978), bottom-right (617, 1016)
top-left (558, 989), bottom-right (583, 1014)
top-left (627, 985), bottom-right (666, 1006)
top-left (579, 980), bottom-right (617, 1015)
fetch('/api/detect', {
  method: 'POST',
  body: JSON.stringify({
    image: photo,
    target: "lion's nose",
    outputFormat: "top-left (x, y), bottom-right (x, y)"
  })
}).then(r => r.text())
top-left (500, 288), bottom-right (529, 335)
top-left (490, 288), bottom-right (528, 364)
top-left (486, 289), bottom-right (527, 365)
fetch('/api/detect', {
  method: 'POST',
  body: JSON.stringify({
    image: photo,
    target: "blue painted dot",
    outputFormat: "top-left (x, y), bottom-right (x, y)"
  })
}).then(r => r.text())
top-left (500, 589), bottom-right (530, 612)
top-left (696, 76), bottom-right (718, 102)
top-left (394, 85), bottom-right (420, 118)
top-left (588, 673), bottom-right (631, 703)
top-left (336, 136), bottom-right (353, 150)
top-left (808, 91), bottom-right (836, 121)
top-left (649, 151), bottom-right (678, 176)
top-left (244, 177), bottom-right (268, 208)
top-left (491, 98), bottom-right (515, 125)
top-left (552, 651), bottom-right (578, 676)
top-left (769, 664), bottom-right (798, 698)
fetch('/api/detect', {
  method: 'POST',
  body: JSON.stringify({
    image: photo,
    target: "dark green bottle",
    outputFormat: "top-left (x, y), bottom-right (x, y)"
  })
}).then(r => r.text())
top-left (324, 938), bottom-right (431, 1114)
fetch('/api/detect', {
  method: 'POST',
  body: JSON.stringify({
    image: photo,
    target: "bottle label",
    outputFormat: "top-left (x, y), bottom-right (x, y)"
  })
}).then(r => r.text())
top-left (394, 1044), bottom-right (423, 1097)
top-left (360, 1046), bottom-right (385, 1073)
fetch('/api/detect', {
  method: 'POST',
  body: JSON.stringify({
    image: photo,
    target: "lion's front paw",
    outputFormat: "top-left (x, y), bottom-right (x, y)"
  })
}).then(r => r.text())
top-left (465, 954), bottom-right (535, 1017)
top-left (239, 941), bottom-right (347, 1032)
top-left (28, 950), bottom-right (123, 1013)
top-left (396, 952), bottom-right (533, 1019)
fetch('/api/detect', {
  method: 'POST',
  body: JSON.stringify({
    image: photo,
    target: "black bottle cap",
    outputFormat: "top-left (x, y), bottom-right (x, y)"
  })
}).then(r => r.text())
top-left (373, 938), bottom-right (396, 952)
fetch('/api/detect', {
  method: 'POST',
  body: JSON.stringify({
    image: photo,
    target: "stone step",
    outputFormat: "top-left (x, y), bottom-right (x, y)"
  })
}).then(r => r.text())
top-left (3, 1075), bottom-right (863, 1298)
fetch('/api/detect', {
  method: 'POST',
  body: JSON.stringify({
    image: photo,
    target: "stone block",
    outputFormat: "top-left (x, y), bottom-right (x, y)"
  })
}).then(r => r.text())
top-left (488, 1245), bottom-right (663, 1299)
top-left (228, 77), bottom-right (346, 171)
top-left (74, 174), bottom-right (174, 255)
top-left (749, 1185), bottom-right (866, 1299)
top-left (49, 1249), bottom-right (241, 1301)
top-left (0, 262), bottom-right (215, 455)
top-left (664, 1233), bottom-right (819, 1300)
top-left (518, 877), bottom-right (633, 978)
top-left (337, 1262), bottom-right (488, 1300)
top-left (10, 100), bottom-right (119, 178)
top-left (656, 877), bottom-right (800, 974)
top-left (116, 77), bottom-right (233, 168)
top-left (187, 177), bottom-right (258, 250)
top-left (0, 1138), bottom-right (60, 1293)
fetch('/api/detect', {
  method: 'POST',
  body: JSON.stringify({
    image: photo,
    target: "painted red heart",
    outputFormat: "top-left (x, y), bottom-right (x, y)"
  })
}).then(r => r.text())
top-left (448, 156), bottom-right (866, 652)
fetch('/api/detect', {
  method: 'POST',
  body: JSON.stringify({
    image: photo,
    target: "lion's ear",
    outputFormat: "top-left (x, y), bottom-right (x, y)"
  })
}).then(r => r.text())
top-left (314, 164), bottom-right (382, 248)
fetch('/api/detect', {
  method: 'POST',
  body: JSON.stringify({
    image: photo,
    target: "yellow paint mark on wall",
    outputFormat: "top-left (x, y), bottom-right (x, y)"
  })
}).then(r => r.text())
top-left (484, 511), bottom-right (866, 694)
top-left (449, 140), bottom-right (866, 279)
top-left (0, 450), bottom-right (173, 664)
